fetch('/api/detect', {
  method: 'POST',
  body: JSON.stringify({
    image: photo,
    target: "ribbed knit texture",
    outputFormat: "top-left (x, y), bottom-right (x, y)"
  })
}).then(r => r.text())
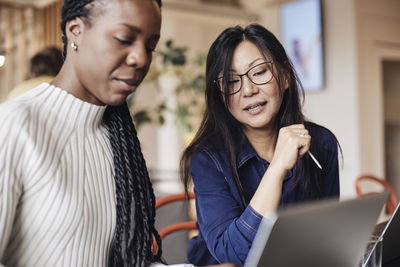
top-left (0, 83), bottom-right (116, 267)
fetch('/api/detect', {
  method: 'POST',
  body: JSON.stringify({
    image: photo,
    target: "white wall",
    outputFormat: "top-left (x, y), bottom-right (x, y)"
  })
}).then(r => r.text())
top-left (304, 0), bottom-right (359, 198)
top-left (356, 0), bottom-right (400, 179)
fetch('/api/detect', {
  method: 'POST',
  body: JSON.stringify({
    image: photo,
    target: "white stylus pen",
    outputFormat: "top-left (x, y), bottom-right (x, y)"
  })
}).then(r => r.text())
top-left (308, 151), bottom-right (322, 169)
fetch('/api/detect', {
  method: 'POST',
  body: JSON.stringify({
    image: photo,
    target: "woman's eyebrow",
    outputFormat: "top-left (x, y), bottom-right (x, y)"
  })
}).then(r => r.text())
top-left (118, 23), bottom-right (142, 34)
top-left (247, 58), bottom-right (264, 67)
top-left (229, 58), bottom-right (265, 73)
top-left (118, 23), bottom-right (160, 40)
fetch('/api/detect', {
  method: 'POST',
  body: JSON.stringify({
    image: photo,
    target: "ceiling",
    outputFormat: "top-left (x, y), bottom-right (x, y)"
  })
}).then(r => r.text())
top-left (0, 0), bottom-right (291, 8)
top-left (0, 0), bottom-right (56, 8)
top-left (0, 0), bottom-right (238, 7)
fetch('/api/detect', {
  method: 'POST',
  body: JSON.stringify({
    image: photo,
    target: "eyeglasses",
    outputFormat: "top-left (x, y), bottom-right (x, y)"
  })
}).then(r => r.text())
top-left (214, 62), bottom-right (274, 95)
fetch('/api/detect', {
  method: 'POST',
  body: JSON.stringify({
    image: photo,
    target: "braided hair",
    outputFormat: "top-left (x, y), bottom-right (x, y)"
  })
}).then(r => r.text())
top-left (103, 104), bottom-right (162, 267)
top-left (60, 0), bottom-right (163, 266)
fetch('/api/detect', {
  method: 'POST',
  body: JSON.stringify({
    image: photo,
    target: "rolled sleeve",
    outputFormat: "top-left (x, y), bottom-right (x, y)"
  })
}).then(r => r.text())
top-left (236, 205), bottom-right (263, 238)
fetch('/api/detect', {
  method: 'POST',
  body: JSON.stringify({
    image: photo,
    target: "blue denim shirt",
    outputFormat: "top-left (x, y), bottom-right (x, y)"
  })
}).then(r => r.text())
top-left (186, 125), bottom-right (339, 266)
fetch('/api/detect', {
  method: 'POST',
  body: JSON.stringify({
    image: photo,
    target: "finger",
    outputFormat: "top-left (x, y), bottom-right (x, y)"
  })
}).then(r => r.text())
top-left (287, 124), bottom-right (306, 130)
top-left (298, 130), bottom-right (309, 138)
top-left (298, 136), bottom-right (311, 157)
top-left (298, 143), bottom-right (309, 157)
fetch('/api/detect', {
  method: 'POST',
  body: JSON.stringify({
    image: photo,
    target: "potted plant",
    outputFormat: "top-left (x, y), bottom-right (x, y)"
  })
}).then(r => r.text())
top-left (128, 39), bottom-right (206, 135)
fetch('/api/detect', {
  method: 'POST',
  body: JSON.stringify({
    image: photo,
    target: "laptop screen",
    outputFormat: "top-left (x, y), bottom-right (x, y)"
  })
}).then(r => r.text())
top-left (381, 203), bottom-right (400, 263)
top-left (245, 192), bottom-right (388, 267)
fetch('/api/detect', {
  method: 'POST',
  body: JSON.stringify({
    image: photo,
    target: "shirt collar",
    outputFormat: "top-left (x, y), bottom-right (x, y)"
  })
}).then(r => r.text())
top-left (237, 134), bottom-right (259, 168)
top-left (236, 132), bottom-right (294, 180)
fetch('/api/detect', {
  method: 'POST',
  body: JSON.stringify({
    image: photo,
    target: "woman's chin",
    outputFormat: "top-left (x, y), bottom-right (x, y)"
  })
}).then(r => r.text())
top-left (105, 93), bottom-right (130, 106)
top-left (243, 120), bottom-right (275, 132)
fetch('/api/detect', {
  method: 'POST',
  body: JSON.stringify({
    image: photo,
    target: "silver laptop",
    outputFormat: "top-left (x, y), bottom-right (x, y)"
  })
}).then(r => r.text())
top-left (244, 192), bottom-right (388, 267)
top-left (378, 202), bottom-right (400, 264)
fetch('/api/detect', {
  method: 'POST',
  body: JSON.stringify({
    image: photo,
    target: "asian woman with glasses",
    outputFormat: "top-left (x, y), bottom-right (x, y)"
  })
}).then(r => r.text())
top-left (181, 24), bottom-right (341, 266)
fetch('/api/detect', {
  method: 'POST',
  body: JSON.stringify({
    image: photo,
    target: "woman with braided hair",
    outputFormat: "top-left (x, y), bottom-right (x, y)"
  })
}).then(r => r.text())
top-left (0, 0), bottom-right (171, 266)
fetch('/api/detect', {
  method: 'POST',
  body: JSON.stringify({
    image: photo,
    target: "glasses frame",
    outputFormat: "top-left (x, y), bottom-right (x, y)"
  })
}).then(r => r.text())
top-left (214, 61), bottom-right (274, 95)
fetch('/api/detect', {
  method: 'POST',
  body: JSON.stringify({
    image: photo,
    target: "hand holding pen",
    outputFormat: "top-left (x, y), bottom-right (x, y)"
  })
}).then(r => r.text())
top-left (298, 127), bottom-right (322, 169)
top-left (271, 124), bottom-right (322, 171)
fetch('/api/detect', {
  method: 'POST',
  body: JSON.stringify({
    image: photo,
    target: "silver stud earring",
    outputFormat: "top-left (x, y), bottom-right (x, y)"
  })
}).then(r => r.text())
top-left (71, 42), bottom-right (78, 51)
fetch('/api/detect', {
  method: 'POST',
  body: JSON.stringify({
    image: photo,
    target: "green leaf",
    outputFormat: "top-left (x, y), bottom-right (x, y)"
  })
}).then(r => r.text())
top-left (158, 115), bottom-right (165, 125)
top-left (189, 74), bottom-right (206, 94)
top-left (132, 110), bottom-right (152, 128)
top-left (158, 39), bottom-right (187, 67)
top-left (157, 102), bottom-right (167, 112)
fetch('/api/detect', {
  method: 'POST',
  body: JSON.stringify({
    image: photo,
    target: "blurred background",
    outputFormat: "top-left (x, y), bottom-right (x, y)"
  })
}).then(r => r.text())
top-left (0, 0), bottom-right (399, 262)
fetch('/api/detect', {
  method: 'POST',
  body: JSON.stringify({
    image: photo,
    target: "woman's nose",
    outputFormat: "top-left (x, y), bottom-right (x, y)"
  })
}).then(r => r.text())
top-left (242, 76), bottom-right (259, 96)
top-left (126, 44), bottom-right (148, 68)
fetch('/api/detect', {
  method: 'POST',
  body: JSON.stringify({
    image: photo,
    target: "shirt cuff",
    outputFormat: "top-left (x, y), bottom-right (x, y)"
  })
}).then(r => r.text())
top-left (237, 205), bottom-right (263, 237)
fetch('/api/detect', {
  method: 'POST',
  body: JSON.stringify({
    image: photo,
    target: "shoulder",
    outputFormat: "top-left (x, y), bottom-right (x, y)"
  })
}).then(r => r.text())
top-left (193, 134), bottom-right (225, 152)
top-left (7, 77), bottom-right (53, 100)
top-left (0, 100), bottom-right (33, 173)
top-left (0, 99), bottom-right (32, 188)
top-left (0, 98), bottom-right (31, 135)
top-left (190, 136), bottom-right (230, 174)
top-left (189, 143), bottom-right (232, 191)
top-left (0, 84), bottom-right (51, 145)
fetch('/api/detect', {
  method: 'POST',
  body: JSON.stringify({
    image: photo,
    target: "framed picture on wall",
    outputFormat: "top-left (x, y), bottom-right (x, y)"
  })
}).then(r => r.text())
top-left (280, 0), bottom-right (324, 92)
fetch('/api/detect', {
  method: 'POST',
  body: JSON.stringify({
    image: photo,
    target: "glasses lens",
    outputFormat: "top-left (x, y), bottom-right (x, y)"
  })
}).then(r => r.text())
top-left (217, 75), bottom-right (241, 94)
top-left (216, 62), bottom-right (273, 95)
top-left (227, 74), bottom-right (241, 94)
top-left (248, 62), bottom-right (273, 85)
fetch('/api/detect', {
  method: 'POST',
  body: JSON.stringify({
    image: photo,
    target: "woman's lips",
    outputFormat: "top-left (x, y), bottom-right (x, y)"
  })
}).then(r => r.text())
top-left (244, 101), bottom-right (267, 115)
top-left (115, 78), bottom-right (139, 92)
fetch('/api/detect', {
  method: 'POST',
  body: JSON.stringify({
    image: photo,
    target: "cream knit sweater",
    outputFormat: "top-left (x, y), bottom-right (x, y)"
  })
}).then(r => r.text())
top-left (0, 83), bottom-right (116, 266)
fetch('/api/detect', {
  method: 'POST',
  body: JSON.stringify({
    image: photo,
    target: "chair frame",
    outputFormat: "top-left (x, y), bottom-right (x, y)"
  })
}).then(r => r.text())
top-left (152, 192), bottom-right (196, 254)
top-left (355, 174), bottom-right (399, 214)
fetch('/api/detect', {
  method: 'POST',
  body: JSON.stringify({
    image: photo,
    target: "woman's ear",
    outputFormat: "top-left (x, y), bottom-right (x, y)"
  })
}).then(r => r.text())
top-left (283, 76), bottom-right (289, 91)
top-left (65, 18), bottom-right (84, 43)
top-left (282, 60), bottom-right (291, 91)
top-left (278, 73), bottom-right (290, 92)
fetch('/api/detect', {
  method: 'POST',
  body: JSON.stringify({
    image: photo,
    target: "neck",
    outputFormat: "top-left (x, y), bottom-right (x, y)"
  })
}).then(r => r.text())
top-left (53, 61), bottom-right (79, 95)
top-left (52, 59), bottom-right (104, 106)
top-left (244, 125), bottom-right (278, 162)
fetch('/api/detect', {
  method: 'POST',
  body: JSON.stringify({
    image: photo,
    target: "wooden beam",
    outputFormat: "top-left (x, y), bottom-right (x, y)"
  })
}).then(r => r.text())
top-left (0, 1), bottom-right (36, 9)
top-left (4, 8), bottom-right (14, 99)
top-left (17, 9), bottom-right (28, 82)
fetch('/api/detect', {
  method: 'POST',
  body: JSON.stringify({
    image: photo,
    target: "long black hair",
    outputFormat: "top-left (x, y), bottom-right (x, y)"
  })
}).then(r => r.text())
top-left (181, 24), bottom-right (341, 206)
top-left (61, 1), bottom-right (163, 266)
